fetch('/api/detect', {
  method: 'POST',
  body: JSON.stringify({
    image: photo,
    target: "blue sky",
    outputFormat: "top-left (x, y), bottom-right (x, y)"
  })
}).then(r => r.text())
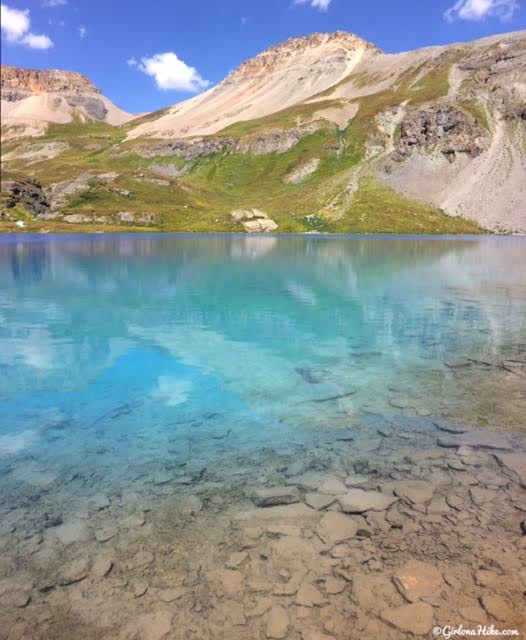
top-left (1, 0), bottom-right (525, 114)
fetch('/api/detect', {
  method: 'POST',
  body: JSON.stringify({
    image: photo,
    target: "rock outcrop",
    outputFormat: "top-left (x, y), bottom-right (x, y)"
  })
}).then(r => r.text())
top-left (394, 105), bottom-right (488, 162)
top-left (284, 158), bottom-right (321, 184)
top-left (0, 175), bottom-right (49, 217)
top-left (116, 211), bottom-right (156, 225)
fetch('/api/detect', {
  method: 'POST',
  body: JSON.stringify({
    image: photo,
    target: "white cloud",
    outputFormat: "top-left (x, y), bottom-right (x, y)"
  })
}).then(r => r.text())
top-left (135, 52), bottom-right (210, 92)
top-left (1, 3), bottom-right (53, 49)
top-left (294, 0), bottom-right (332, 11)
top-left (127, 56), bottom-right (138, 67)
top-left (21, 32), bottom-right (53, 49)
top-left (1, 4), bottom-right (30, 41)
top-left (78, 25), bottom-right (87, 38)
top-left (444, 0), bottom-right (519, 21)
top-left (42, 0), bottom-right (67, 6)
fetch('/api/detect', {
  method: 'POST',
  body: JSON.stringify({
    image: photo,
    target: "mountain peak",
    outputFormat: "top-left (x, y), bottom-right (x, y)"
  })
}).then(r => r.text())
top-left (226, 30), bottom-right (379, 81)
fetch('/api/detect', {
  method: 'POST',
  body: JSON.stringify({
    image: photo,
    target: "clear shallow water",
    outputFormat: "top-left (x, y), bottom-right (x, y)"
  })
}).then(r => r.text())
top-left (0, 234), bottom-right (525, 465)
top-left (1, 234), bottom-right (526, 639)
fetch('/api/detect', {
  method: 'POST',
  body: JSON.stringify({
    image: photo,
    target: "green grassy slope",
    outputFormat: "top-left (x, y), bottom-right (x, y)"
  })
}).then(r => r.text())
top-left (0, 59), bottom-right (485, 235)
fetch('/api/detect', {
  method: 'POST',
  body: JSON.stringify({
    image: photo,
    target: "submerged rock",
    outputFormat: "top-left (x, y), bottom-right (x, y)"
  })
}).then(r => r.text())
top-left (304, 492), bottom-right (336, 510)
top-left (317, 511), bottom-right (358, 544)
top-left (95, 524), bottom-right (117, 543)
top-left (438, 431), bottom-right (514, 451)
top-left (495, 452), bottom-right (526, 487)
top-left (178, 494), bottom-right (203, 516)
top-left (266, 605), bottom-right (290, 639)
top-left (158, 587), bottom-right (186, 603)
top-left (219, 569), bottom-right (244, 595)
top-left (338, 489), bottom-right (398, 513)
top-left (392, 560), bottom-right (444, 603)
top-left (58, 558), bottom-right (90, 585)
top-left (251, 486), bottom-right (300, 507)
top-left (380, 602), bottom-right (434, 635)
top-left (295, 582), bottom-right (325, 607)
top-left (392, 481), bottom-right (435, 505)
top-left (480, 594), bottom-right (514, 621)
top-left (318, 476), bottom-right (347, 495)
top-left (91, 555), bottom-right (114, 578)
top-left (324, 576), bottom-right (347, 595)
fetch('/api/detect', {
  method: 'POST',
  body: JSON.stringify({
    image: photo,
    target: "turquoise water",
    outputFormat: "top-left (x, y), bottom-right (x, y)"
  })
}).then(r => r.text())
top-left (1, 233), bottom-right (526, 638)
top-left (1, 234), bottom-right (525, 469)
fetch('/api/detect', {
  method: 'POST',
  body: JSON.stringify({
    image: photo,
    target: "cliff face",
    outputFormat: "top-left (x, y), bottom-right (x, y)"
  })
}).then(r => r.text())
top-left (1, 65), bottom-right (99, 94)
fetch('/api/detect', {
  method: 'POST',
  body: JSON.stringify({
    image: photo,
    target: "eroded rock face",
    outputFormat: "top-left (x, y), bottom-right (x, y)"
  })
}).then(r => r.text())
top-left (133, 123), bottom-right (323, 161)
top-left (457, 41), bottom-right (526, 122)
top-left (65, 96), bottom-right (108, 121)
top-left (235, 123), bottom-right (322, 155)
top-left (395, 105), bottom-right (487, 162)
top-left (136, 138), bottom-right (235, 162)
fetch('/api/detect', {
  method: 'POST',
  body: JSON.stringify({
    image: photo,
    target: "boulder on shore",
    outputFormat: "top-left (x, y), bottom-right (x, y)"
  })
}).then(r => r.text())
top-left (230, 209), bottom-right (278, 233)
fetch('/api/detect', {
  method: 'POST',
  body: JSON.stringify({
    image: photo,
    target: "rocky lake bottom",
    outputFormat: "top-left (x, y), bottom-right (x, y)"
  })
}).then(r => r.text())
top-left (0, 234), bottom-right (525, 639)
top-left (1, 411), bottom-right (525, 640)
